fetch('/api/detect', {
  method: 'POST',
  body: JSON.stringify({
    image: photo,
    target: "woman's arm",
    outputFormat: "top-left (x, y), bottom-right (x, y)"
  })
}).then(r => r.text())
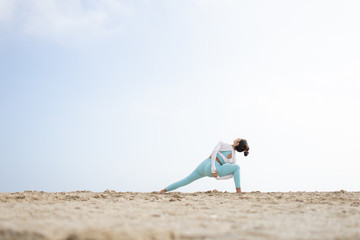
top-left (216, 174), bottom-right (234, 180)
top-left (211, 141), bottom-right (223, 175)
top-left (230, 151), bottom-right (236, 164)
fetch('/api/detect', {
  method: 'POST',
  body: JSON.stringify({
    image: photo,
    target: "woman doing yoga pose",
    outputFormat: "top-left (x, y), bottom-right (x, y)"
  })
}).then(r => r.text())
top-left (159, 138), bottom-right (250, 193)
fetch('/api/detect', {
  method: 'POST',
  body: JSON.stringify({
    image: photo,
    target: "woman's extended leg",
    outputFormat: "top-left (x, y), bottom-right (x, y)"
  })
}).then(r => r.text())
top-left (164, 169), bottom-right (204, 192)
top-left (160, 158), bottom-right (211, 193)
top-left (216, 164), bottom-right (241, 189)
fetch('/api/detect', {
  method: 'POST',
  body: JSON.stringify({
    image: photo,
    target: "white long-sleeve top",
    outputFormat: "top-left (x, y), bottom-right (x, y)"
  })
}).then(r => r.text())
top-left (210, 141), bottom-right (237, 180)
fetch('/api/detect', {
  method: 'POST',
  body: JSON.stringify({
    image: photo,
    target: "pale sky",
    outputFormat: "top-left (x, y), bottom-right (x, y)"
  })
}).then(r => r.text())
top-left (1, 0), bottom-right (359, 193)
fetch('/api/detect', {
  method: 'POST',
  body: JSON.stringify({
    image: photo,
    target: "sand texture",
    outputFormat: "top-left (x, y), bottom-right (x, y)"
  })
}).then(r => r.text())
top-left (0, 190), bottom-right (359, 240)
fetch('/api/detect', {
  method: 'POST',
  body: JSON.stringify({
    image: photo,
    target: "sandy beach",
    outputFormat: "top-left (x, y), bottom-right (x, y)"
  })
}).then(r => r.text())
top-left (0, 190), bottom-right (359, 240)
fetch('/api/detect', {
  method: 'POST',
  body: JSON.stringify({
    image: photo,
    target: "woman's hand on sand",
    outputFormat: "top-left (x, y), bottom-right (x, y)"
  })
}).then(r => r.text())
top-left (212, 171), bottom-right (218, 178)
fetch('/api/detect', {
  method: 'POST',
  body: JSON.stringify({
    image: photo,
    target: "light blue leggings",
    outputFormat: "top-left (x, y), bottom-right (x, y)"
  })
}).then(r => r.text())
top-left (165, 158), bottom-right (240, 191)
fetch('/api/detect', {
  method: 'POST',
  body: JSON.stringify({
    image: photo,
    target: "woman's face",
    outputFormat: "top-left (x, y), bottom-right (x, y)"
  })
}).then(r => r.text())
top-left (233, 138), bottom-right (242, 146)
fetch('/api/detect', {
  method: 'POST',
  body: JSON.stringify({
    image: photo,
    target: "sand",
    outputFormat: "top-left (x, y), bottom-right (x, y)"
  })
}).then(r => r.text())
top-left (0, 190), bottom-right (359, 240)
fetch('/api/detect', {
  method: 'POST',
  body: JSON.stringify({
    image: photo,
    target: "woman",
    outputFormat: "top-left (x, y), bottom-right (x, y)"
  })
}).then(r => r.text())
top-left (159, 138), bottom-right (250, 193)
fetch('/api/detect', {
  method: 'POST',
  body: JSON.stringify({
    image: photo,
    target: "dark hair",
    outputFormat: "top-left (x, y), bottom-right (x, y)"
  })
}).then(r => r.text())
top-left (235, 139), bottom-right (249, 156)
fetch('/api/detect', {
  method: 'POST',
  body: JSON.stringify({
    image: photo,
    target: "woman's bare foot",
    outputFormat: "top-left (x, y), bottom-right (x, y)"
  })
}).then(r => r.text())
top-left (159, 189), bottom-right (166, 193)
top-left (236, 188), bottom-right (242, 193)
